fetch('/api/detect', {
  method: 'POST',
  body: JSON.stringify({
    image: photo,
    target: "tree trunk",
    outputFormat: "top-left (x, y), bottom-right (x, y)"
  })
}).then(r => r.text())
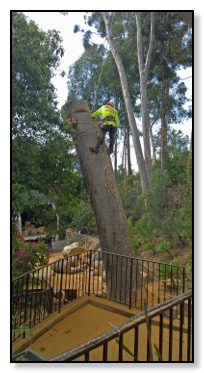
top-left (62, 99), bottom-right (137, 303)
top-left (114, 135), bottom-right (117, 176)
top-left (150, 124), bottom-right (157, 163)
top-left (160, 114), bottom-right (168, 171)
top-left (101, 12), bottom-right (149, 193)
top-left (127, 127), bottom-right (132, 176)
top-left (135, 12), bottom-right (155, 180)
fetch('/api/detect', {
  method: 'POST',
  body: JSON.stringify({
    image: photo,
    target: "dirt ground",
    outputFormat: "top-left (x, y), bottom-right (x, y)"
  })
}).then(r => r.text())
top-left (12, 244), bottom-right (192, 362)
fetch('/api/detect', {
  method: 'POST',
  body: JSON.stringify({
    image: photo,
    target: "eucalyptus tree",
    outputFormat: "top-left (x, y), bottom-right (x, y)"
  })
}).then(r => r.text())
top-left (147, 12), bottom-right (192, 169)
top-left (68, 11), bottom-right (191, 181)
top-left (100, 12), bottom-right (149, 192)
top-left (135, 12), bottom-right (155, 180)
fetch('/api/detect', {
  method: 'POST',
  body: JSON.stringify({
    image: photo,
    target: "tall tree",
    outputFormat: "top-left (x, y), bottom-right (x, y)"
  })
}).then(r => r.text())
top-left (68, 11), bottom-right (191, 178)
top-left (12, 12), bottom-right (79, 223)
top-left (101, 12), bottom-right (149, 192)
top-left (135, 12), bottom-right (155, 179)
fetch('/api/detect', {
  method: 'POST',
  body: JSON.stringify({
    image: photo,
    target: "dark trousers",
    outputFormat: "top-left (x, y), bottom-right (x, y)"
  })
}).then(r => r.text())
top-left (96, 125), bottom-right (117, 151)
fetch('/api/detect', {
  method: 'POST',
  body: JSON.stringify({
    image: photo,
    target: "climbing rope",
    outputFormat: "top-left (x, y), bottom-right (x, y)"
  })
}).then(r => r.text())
top-left (91, 13), bottom-right (115, 111)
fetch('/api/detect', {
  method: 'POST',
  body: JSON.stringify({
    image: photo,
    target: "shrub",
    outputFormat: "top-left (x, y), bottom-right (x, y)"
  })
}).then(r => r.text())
top-left (12, 234), bottom-right (50, 278)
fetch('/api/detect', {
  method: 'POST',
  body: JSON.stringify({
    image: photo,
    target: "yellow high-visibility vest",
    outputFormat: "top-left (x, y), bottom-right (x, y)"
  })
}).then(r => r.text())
top-left (91, 105), bottom-right (119, 128)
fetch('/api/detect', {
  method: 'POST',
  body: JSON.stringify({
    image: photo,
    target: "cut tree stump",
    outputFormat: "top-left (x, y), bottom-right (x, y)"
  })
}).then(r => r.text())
top-left (62, 99), bottom-right (138, 304)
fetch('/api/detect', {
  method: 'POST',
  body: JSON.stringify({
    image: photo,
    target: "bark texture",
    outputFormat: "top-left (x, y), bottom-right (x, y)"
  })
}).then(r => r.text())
top-left (101, 12), bottom-right (149, 193)
top-left (62, 99), bottom-right (134, 258)
top-left (62, 99), bottom-right (138, 304)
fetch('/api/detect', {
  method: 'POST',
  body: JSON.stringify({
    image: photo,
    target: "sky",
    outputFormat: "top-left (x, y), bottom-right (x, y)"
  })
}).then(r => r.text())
top-left (22, 10), bottom-right (192, 171)
top-left (22, 11), bottom-right (192, 139)
top-left (2, 2), bottom-right (203, 372)
top-left (23, 12), bottom-right (90, 109)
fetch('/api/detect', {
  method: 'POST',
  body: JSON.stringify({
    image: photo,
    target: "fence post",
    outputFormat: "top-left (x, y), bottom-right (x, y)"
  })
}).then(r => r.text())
top-left (87, 250), bottom-right (92, 296)
top-left (58, 259), bottom-right (64, 312)
top-left (23, 273), bottom-right (30, 338)
top-left (129, 258), bottom-right (133, 310)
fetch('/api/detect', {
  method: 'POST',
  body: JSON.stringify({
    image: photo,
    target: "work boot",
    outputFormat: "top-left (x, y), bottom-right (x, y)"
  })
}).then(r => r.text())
top-left (89, 145), bottom-right (99, 154)
top-left (107, 148), bottom-right (113, 155)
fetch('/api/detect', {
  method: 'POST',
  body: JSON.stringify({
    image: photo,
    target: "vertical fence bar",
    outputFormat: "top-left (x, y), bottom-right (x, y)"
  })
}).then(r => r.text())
top-left (134, 326), bottom-right (139, 362)
top-left (187, 297), bottom-right (191, 361)
top-left (141, 261), bottom-right (143, 308)
top-left (119, 256), bottom-right (123, 303)
top-left (58, 259), bottom-right (64, 312)
top-left (115, 255), bottom-right (118, 301)
top-left (146, 318), bottom-right (152, 362)
top-left (179, 302), bottom-right (184, 361)
top-left (168, 308), bottom-right (173, 361)
top-left (129, 258), bottom-right (133, 310)
top-left (164, 264), bottom-right (167, 301)
top-left (125, 256), bottom-right (128, 305)
top-left (118, 334), bottom-right (123, 361)
top-left (23, 273), bottom-right (30, 338)
top-left (88, 250), bottom-right (92, 296)
top-left (159, 313), bottom-right (163, 360)
top-left (147, 261), bottom-right (149, 306)
top-left (158, 263), bottom-right (161, 304)
top-left (152, 262), bottom-right (155, 306)
top-left (110, 253), bottom-right (113, 300)
top-left (182, 267), bottom-right (185, 294)
top-left (103, 342), bottom-right (108, 361)
top-left (176, 266), bottom-right (179, 295)
top-left (135, 260), bottom-right (138, 307)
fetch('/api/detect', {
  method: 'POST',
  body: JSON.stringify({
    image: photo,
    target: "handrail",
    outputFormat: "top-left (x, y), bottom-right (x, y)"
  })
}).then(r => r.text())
top-left (49, 290), bottom-right (192, 362)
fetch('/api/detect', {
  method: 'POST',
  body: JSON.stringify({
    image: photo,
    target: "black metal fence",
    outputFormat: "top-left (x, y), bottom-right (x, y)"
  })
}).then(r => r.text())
top-left (49, 290), bottom-right (192, 362)
top-left (12, 250), bottom-right (186, 342)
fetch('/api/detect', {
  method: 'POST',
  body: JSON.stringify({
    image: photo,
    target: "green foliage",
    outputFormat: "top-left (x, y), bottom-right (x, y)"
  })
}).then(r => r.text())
top-left (130, 167), bottom-right (190, 254)
top-left (143, 169), bottom-right (169, 217)
top-left (117, 171), bottom-right (142, 219)
top-left (71, 201), bottom-right (97, 234)
top-left (12, 317), bottom-right (33, 339)
top-left (12, 12), bottom-right (85, 229)
top-left (12, 234), bottom-right (50, 278)
top-left (129, 170), bottom-right (169, 251)
top-left (183, 154), bottom-right (192, 245)
top-left (157, 240), bottom-right (171, 253)
top-left (12, 12), bottom-right (64, 138)
top-left (158, 258), bottom-right (182, 280)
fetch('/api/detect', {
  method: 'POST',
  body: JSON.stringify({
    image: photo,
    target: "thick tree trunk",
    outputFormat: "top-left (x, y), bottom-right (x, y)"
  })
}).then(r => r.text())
top-left (62, 99), bottom-right (137, 303)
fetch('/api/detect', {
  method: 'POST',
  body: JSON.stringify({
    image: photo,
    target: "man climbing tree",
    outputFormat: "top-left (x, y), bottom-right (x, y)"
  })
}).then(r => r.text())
top-left (89, 101), bottom-right (119, 155)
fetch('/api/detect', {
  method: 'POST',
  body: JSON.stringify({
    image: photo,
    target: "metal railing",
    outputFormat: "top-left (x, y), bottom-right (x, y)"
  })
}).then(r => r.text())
top-left (49, 290), bottom-right (192, 362)
top-left (12, 250), bottom-right (186, 342)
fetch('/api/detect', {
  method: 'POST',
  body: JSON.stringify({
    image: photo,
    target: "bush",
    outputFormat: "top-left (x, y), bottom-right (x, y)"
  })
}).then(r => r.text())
top-left (12, 234), bottom-right (50, 278)
top-left (71, 201), bottom-right (97, 234)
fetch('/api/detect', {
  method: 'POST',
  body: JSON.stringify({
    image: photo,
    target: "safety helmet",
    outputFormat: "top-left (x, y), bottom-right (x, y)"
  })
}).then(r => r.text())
top-left (107, 101), bottom-right (113, 107)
